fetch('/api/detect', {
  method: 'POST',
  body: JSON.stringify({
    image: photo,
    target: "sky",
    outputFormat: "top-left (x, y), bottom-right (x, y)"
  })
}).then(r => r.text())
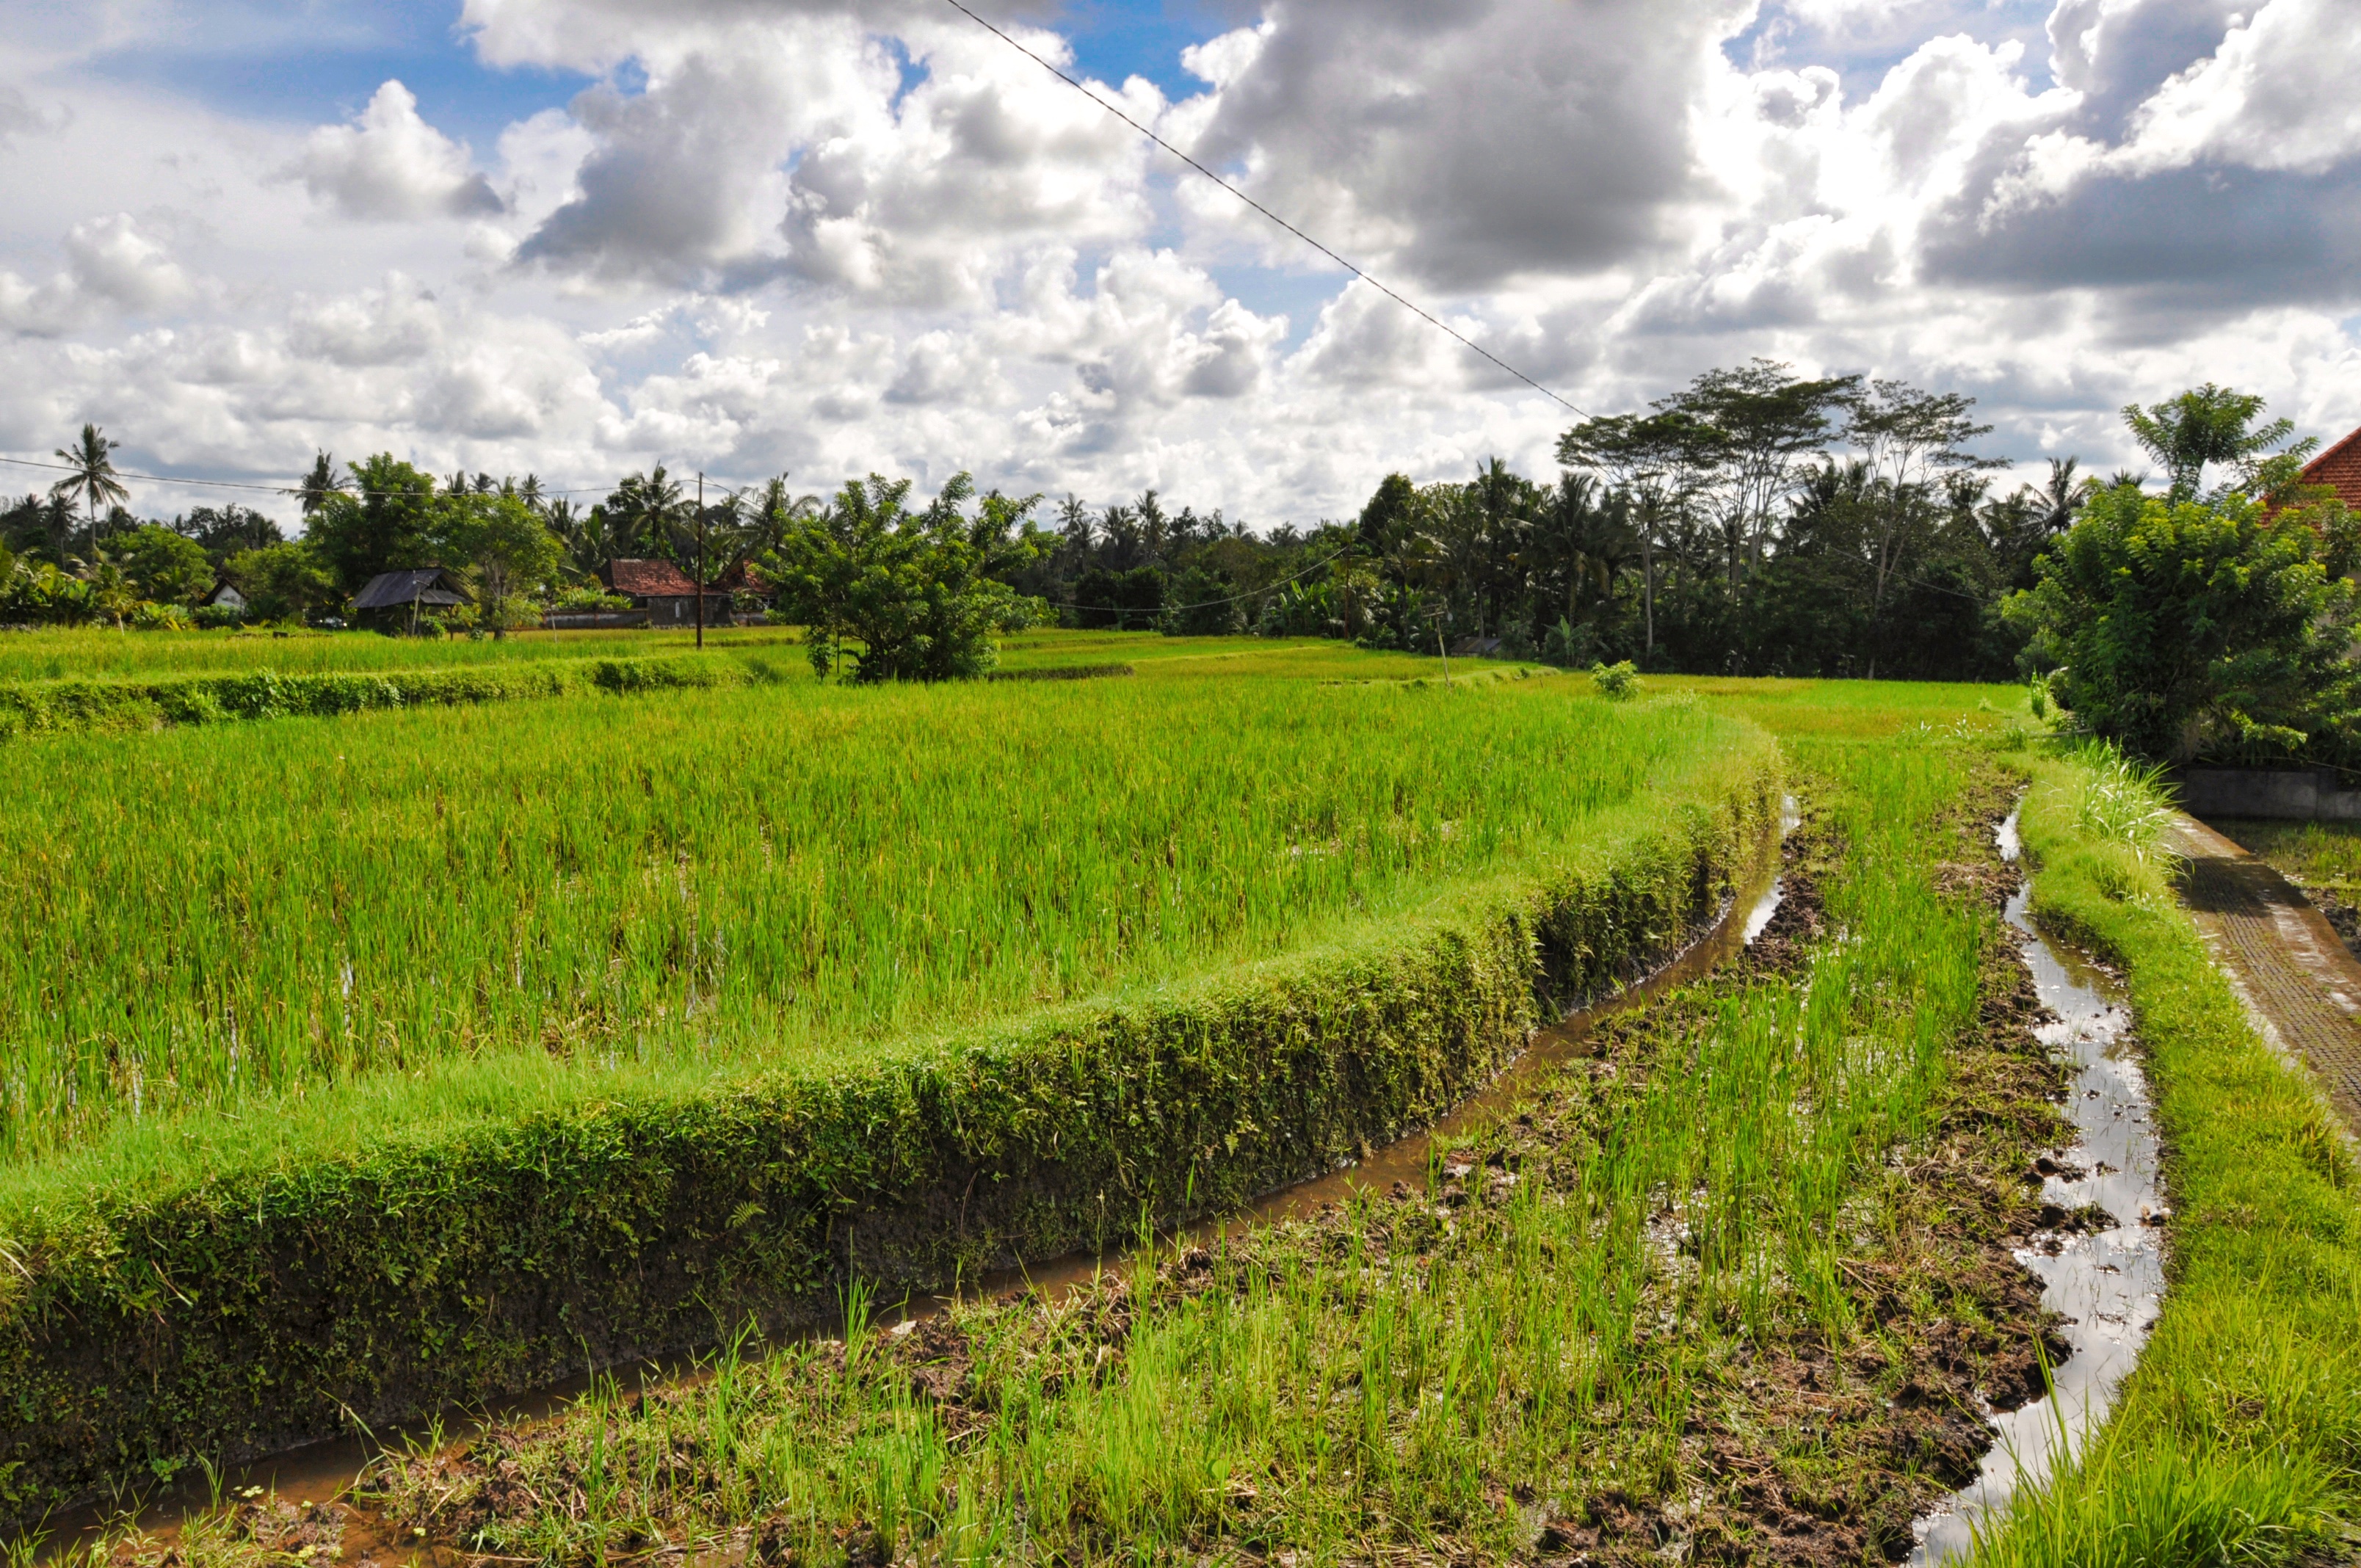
top-left (1, 0), bottom-right (2358, 529)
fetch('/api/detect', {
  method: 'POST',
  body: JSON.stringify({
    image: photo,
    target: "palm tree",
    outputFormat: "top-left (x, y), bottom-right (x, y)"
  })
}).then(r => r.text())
top-left (298, 451), bottom-right (348, 515)
top-left (604, 467), bottom-right (693, 562)
top-left (51, 423), bottom-right (127, 567)
top-left (2037, 457), bottom-right (2095, 536)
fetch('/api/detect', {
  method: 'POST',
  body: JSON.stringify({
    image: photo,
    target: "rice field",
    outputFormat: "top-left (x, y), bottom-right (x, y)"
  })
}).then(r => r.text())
top-left (324, 728), bottom-right (2047, 1567)
top-left (0, 623), bottom-right (813, 683)
top-left (0, 651), bottom-right (1733, 1167)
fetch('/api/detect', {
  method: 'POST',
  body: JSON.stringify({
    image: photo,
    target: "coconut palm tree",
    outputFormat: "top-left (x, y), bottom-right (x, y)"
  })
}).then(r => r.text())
top-left (2037, 457), bottom-right (2095, 536)
top-left (50, 423), bottom-right (128, 567)
top-left (298, 451), bottom-right (348, 515)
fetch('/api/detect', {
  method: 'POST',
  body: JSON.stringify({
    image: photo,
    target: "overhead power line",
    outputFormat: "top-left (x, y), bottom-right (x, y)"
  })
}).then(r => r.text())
top-left (935, 0), bottom-right (1592, 421)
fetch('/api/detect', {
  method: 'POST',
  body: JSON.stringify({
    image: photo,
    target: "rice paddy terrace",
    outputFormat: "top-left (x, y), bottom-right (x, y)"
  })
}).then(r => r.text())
top-left (0, 631), bottom-right (1777, 1528)
top-left (3, 631), bottom-right (2355, 1567)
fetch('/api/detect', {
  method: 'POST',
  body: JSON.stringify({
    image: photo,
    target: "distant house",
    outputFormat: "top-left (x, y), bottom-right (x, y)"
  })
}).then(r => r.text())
top-left (602, 559), bottom-right (732, 628)
top-left (352, 567), bottom-right (472, 631)
top-left (710, 559), bottom-right (772, 613)
top-left (2301, 425), bottom-right (2361, 511)
top-left (203, 583), bottom-right (247, 611)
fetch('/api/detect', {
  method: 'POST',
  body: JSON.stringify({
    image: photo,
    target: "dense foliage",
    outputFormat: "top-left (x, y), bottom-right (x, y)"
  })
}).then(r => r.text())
top-left (997, 363), bottom-right (2090, 680)
top-left (2007, 484), bottom-right (2360, 763)
top-left (761, 473), bottom-right (1047, 681)
top-left (1, 371), bottom-right (2342, 692)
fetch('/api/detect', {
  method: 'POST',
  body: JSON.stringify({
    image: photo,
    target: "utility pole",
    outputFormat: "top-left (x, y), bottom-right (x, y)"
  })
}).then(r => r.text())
top-left (695, 470), bottom-right (706, 650)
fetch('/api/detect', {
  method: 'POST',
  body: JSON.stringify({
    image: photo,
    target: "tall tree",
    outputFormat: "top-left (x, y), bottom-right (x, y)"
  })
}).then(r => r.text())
top-left (1558, 408), bottom-right (1722, 660)
top-left (49, 423), bottom-right (128, 566)
top-left (180, 504), bottom-right (285, 560)
top-left (298, 451), bottom-right (347, 516)
top-left (1669, 360), bottom-right (1859, 586)
top-left (603, 468), bottom-right (694, 562)
top-left (2122, 383), bottom-right (2314, 501)
top-left (438, 492), bottom-right (564, 634)
top-left (1841, 380), bottom-right (2001, 671)
top-left (305, 454), bottom-right (439, 594)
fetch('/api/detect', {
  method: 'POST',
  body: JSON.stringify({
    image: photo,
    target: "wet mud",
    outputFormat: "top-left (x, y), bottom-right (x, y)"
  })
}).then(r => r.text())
top-left (1905, 808), bottom-right (2168, 1564)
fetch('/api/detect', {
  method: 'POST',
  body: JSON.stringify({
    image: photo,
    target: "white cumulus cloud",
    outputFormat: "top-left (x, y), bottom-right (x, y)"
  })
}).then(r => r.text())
top-left (288, 81), bottom-right (504, 222)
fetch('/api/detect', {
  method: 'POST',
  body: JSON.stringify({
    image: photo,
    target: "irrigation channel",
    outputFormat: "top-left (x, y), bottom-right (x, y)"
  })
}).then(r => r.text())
top-left (51, 794), bottom-right (2177, 1564)
top-left (1907, 809), bottom-right (2169, 1563)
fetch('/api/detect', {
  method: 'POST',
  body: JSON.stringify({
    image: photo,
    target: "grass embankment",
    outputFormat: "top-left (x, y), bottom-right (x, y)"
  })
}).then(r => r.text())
top-left (33, 701), bottom-right (2088, 1566)
top-left (296, 733), bottom-right (2062, 1567)
top-left (0, 647), bottom-right (795, 739)
top-left (0, 625), bottom-right (807, 683)
top-left (0, 631), bottom-right (1488, 738)
top-left (1962, 763), bottom-right (2361, 1567)
top-left (0, 662), bottom-right (1777, 1528)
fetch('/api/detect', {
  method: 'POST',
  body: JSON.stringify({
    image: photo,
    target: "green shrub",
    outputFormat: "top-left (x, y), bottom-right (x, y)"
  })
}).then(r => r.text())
top-left (2005, 482), bottom-right (2361, 763)
top-left (1591, 659), bottom-right (1640, 699)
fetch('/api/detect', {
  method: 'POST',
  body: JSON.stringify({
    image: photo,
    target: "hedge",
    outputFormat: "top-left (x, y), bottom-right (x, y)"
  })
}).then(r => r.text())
top-left (0, 654), bottom-right (765, 740)
top-left (0, 734), bottom-right (1779, 1528)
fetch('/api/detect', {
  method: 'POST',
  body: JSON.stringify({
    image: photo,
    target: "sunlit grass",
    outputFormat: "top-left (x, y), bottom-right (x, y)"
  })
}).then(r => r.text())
top-left (329, 738), bottom-right (2000, 1567)
top-left (1963, 758), bottom-right (2361, 1567)
top-left (0, 624), bottom-right (809, 683)
top-left (0, 653), bottom-right (1730, 1166)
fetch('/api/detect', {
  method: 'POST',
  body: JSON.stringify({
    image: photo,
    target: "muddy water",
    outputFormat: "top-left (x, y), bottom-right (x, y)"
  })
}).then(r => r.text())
top-left (1908, 810), bottom-right (2169, 1564)
top-left (47, 807), bottom-right (1796, 1558)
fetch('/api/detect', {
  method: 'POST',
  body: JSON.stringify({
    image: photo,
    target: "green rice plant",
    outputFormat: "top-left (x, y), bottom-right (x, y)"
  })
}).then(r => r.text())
top-left (0, 650), bottom-right (771, 739)
top-left (0, 644), bottom-right (1785, 1525)
top-left (341, 737), bottom-right (2012, 1567)
top-left (0, 661), bottom-right (1742, 1164)
top-left (0, 624), bottom-right (810, 683)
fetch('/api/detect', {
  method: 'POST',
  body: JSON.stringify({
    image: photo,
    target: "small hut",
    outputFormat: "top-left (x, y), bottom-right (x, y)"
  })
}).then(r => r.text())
top-left (352, 567), bottom-right (472, 633)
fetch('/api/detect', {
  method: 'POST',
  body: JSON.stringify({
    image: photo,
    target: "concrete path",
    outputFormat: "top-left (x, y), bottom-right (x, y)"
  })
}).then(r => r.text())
top-left (2170, 816), bottom-right (2361, 1139)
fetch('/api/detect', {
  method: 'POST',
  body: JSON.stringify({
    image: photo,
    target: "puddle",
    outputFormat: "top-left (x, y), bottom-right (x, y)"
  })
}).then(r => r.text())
top-left (1909, 808), bottom-right (2168, 1564)
top-left (35, 805), bottom-right (1803, 1561)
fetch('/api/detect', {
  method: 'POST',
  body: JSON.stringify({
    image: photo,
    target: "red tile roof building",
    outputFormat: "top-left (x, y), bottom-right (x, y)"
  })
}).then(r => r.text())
top-left (2302, 425), bottom-right (2361, 512)
top-left (598, 558), bottom-right (733, 628)
top-left (601, 558), bottom-right (702, 598)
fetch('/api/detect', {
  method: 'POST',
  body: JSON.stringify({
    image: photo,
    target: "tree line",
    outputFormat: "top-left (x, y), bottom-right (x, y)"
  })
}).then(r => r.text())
top-left (3, 366), bottom-right (2346, 736)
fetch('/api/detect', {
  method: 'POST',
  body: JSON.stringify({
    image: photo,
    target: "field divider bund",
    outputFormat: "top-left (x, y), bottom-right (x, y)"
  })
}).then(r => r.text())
top-left (0, 653), bottom-right (776, 738)
top-left (0, 733), bottom-right (1780, 1531)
